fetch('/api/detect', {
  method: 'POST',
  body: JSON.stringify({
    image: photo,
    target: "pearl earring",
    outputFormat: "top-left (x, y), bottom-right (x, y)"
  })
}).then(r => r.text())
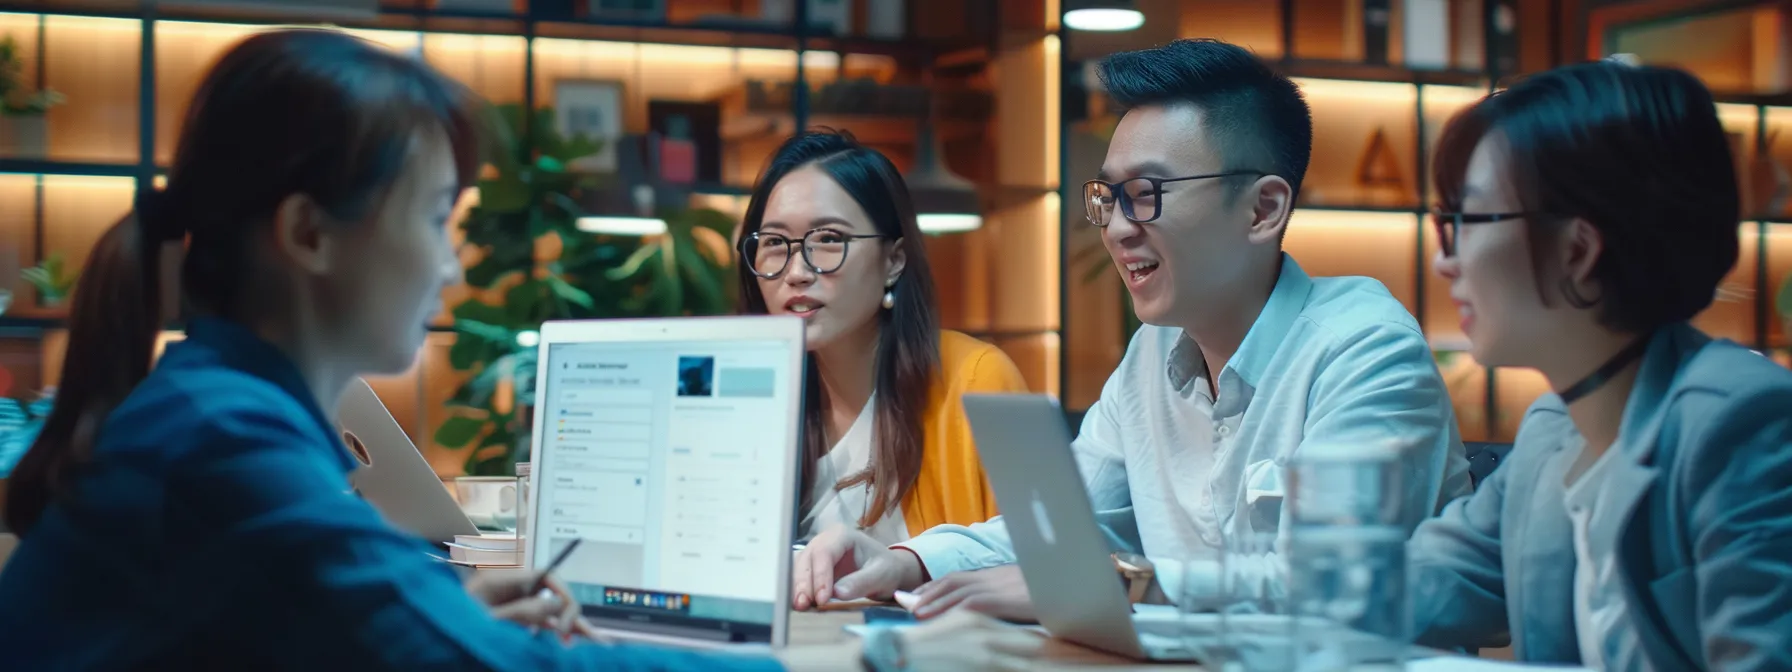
top-left (882, 283), bottom-right (895, 310)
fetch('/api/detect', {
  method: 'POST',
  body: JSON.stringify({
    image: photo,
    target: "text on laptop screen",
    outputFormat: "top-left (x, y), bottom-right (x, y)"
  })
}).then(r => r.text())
top-left (533, 339), bottom-right (794, 636)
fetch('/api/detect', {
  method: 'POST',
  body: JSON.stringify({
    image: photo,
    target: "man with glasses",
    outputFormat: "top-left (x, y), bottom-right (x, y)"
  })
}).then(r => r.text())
top-left (793, 39), bottom-right (1472, 620)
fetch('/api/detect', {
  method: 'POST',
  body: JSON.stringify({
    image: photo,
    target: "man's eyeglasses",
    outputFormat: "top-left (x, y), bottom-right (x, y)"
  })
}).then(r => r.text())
top-left (1083, 171), bottom-right (1266, 227)
top-left (739, 228), bottom-right (892, 279)
top-left (1430, 212), bottom-right (1533, 257)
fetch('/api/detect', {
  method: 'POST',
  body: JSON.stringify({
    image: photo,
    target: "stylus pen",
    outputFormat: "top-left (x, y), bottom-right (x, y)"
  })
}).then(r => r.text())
top-left (530, 538), bottom-right (584, 595)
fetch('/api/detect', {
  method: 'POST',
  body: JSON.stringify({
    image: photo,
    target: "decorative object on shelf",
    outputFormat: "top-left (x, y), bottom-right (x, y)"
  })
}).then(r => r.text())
top-left (647, 100), bottom-right (721, 185)
top-left (1484, 0), bottom-right (1520, 77)
top-left (22, 253), bottom-right (77, 309)
top-left (435, 0), bottom-right (516, 12)
top-left (1363, 0), bottom-right (1392, 66)
top-left (1064, 0), bottom-right (1144, 32)
top-left (865, 0), bottom-right (906, 40)
top-left (1753, 127), bottom-right (1789, 216)
top-left (554, 79), bottom-right (624, 173)
top-left (1403, 0), bottom-right (1451, 70)
top-left (1355, 128), bottom-right (1406, 190)
top-left (763, 0), bottom-right (850, 36)
top-left (588, 0), bottom-right (666, 22)
top-left (907, 98), bottom-right (981, 234)
top-left (0, 35), bottom-right (63, 159)
top-left (439, 104), bottom-right (733, 477)
top-left (0, 393), bottom-right (53, 479)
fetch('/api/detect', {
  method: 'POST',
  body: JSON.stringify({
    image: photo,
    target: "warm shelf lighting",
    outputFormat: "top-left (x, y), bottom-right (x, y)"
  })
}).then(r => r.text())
top-left (916, 213), bottom-right (983, 234)
top-left (1063, 1), bottom-right (1144, 32)
top-left (576, 215), bottom-right (667, 236)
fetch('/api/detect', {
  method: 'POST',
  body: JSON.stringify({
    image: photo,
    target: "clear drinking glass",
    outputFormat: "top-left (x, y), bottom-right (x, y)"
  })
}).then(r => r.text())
top-left (514, 462), bottom-right (532, 547)
top-left (1179, 532), bottom-right (1296, 671)
top-left (1286, 445), bottom-right (1412, 670)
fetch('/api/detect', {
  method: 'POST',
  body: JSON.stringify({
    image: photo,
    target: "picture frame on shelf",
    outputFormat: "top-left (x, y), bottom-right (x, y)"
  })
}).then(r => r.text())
top-left (554, 79), bottom-right (624, 174)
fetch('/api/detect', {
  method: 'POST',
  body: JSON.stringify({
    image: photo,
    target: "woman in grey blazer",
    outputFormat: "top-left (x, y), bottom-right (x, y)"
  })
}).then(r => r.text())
top-left (1409, 59), bottom-right (1792, 670)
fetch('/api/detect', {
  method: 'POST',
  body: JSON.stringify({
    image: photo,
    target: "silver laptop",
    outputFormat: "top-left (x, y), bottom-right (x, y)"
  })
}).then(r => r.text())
top-left (338, 377), bottom-right (481, 545)
top-left (962, 393), bottom-right (1195, 661)
top-left (524, 316), bottom-right (806, 649)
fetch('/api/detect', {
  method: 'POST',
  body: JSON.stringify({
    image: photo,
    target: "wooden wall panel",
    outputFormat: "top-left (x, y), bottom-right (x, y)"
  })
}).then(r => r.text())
top-left (1296, 78), bottom-right (1420, 209)
top-left (1768, 223), bottom-right (1792, 349)
top-left (43, 16), bottom-right (140, 164)
top-left (990, 331), bottom-right (1060, 398)
top-left (1690, 224), bottom-right (1758, 344)
top-left (986, 193), bottom-right (1059, 333)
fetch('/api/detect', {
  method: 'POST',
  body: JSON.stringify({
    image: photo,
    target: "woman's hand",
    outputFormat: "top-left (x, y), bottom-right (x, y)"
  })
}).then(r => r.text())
top-left (465, 568), bottom-right (582, 640)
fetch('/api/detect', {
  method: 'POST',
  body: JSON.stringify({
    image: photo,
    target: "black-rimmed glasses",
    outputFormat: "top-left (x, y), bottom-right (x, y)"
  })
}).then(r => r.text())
top-left (1430, 212), bottom-right (1533, 257)
top-left (739, 229), bottom-right (892, 279)
top-left (1083, 171), bottom-right (1266, 227)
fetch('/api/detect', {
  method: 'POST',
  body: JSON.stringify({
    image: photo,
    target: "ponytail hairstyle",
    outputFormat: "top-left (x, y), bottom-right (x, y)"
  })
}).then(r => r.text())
top-left (736, 130), bottom-right (941, 529)
top-left (3, 29), bottom-right (483, 535)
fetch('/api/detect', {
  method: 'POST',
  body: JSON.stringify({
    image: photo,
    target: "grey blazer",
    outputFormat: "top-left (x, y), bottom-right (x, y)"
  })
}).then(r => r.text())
top-left (1407, 324), bottom-right (1792, 671)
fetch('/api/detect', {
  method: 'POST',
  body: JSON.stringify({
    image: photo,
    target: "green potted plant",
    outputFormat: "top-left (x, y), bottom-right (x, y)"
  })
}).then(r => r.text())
top-left (22, 253), bottom-right (77, 308)
top-left (0, 35), bottom-right (65, 158)
top-left (433, 105), bottom-right (735, 477)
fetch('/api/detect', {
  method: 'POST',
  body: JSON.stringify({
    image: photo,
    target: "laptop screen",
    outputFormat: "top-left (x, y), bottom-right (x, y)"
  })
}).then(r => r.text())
top-left (530, 336), bottom-right (798, 643)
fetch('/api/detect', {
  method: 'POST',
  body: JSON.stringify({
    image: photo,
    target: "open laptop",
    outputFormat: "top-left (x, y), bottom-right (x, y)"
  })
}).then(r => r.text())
top-left (337, 378), bottom-right (482, 544)
top-left (962, 393), bottom-right (1196, 661)
top-left (524, 316), bottom-right (806, 649)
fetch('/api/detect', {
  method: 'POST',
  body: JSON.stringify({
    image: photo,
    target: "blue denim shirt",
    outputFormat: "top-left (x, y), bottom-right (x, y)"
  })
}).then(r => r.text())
top-left (0, 318), bottom-right (786, 671)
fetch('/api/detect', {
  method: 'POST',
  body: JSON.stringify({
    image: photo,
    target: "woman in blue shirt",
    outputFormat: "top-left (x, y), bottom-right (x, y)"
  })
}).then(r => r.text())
top-left (1408, 59), bottom-right (1792, 669)
top-left (0, 28), bottom-right (1037, 671)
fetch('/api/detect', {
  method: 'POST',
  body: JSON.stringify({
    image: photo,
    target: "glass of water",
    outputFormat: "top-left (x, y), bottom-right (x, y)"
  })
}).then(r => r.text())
top-left (1179, 532), bottom-right (1296, 671)
top-left (1286, 445), bottom-right (1412, 670)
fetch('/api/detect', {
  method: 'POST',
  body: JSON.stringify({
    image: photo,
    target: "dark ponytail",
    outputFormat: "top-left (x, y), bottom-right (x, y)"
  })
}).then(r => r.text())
top-left (2, 29), bottom-right (483, 535)
top-left (2, 202), bottom-right (172, 535)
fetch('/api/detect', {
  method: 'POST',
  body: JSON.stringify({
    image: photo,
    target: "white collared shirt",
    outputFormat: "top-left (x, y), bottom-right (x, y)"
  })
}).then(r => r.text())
top-left (801, 396), bottom-right (910, 545)
top-left (896, 254), bottom-right (1473, 603)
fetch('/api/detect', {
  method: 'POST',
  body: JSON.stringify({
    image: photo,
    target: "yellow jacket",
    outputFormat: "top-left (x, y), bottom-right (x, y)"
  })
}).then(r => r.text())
top-left (897, 330), bottom-right (1030, 539)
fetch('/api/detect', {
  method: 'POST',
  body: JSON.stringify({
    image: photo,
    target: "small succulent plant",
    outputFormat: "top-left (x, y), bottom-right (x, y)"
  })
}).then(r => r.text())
top-left (22, 253), bottom-right (78, 307)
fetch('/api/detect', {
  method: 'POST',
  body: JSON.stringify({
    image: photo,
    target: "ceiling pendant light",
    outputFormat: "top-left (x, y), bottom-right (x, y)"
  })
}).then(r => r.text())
top-left (907, 102), bottom-right (982, 235)
top-left (1064, 0), bottom-right (1144, 32)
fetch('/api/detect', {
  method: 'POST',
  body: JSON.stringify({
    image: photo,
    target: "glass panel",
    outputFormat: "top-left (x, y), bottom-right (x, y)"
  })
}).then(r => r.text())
top-left (155, 22), bottom-right (420, 166)
top-left (1714, 104), bottom-right (1761, 217)
top-left (1177, 0), bottom-right (1283, 59)
top-left (423, 33), bottom-right (527, 106)
top-left (1490, 366), bottom-right (1548, 442)
top-left (987, 331), bottom-right (1059, 398)
top-left (1285, 210), bottom-right (1419, 315)
top-left (1435, 350), bottom-right (1487, 442)
top-left (1295, 78), bottom-right (1420, 209)
top-left (1418, 84), bottom-right (1485, 205)
top-left (35, 175), bottom-right (133, 314)
top-left (1767, 223), bottom-right (1792, 349)
top-left (0, 13), bottom-right (141, 164)
top-left (532, 38), bottom-right (799, 190)
top-left (1690, 224), bottom-right (1758, 344)
top-left (1762, 107), bottom-right (1792, 220)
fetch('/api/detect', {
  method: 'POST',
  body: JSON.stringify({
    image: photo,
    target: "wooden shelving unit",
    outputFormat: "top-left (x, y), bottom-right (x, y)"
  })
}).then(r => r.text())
top-left (0, 0), bottom-right (1054, 476)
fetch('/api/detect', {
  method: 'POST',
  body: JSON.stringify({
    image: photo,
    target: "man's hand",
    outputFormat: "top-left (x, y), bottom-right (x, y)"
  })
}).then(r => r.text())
top-left (909, 564), bottom-right (1036, 622)
top-left (791, 528), bottom-right (927, 610)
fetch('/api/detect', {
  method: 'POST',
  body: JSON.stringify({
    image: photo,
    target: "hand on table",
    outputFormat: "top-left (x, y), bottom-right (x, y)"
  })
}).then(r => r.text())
top-left (910, 564), bottom-right (1036, 622)
top-left (465, 568), bottom-right (583, 641)
top-left (791, 528), bottom-right (926, 610)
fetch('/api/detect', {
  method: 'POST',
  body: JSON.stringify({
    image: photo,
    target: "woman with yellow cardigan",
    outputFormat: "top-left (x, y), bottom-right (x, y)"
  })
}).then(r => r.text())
top-left (737, 130), bottom-right (1028, 552)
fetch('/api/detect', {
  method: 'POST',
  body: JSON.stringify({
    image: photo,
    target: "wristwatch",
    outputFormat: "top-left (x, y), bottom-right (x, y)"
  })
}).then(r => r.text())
top-left (1113, 551), bottom-right (1156, 604)
top-left (860, 625), bottom-right (908, 672)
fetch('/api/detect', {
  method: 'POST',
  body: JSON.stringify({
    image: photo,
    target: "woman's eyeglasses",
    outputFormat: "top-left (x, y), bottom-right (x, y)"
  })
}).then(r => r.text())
top-left (739, 229), bottom-right (892, 279)
top-left (1083, 171), bottom-right (1266, 227)
top-left (1430, 212), bottom-right (1533, 257)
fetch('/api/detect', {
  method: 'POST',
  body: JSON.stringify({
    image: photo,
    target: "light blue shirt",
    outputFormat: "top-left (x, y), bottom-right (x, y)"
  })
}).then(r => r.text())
top-left (898, 254), bottom-right (1473, 602)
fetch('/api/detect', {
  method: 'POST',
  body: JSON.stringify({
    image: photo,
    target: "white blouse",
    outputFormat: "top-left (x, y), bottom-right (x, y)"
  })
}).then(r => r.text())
top-left (799, 397), bottom-right (909, 545)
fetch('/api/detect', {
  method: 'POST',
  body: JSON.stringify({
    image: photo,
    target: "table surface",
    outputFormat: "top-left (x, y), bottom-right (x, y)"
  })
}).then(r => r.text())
top-left (786, 609), bottom-right (1205, 670)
